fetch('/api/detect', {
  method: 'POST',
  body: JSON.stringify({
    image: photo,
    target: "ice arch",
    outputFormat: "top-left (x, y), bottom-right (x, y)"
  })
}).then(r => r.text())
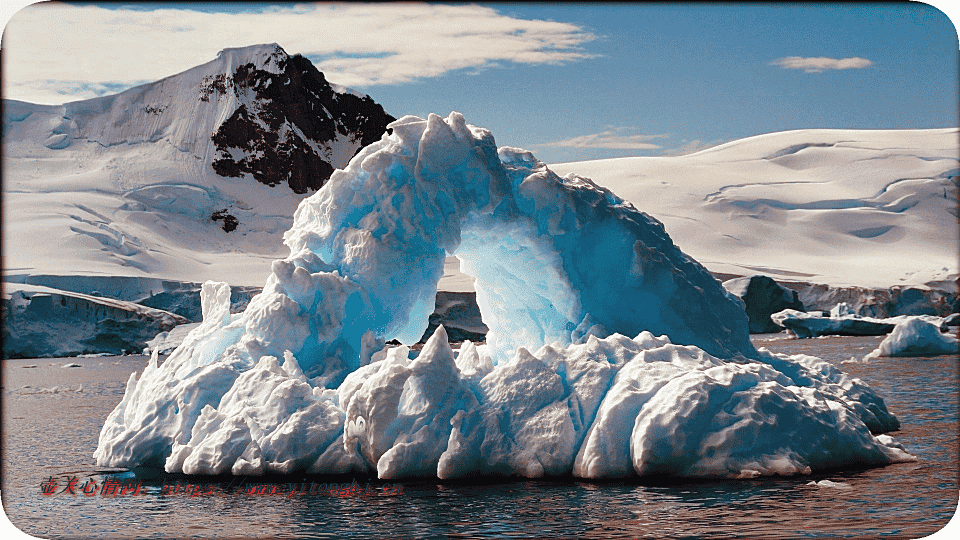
top-left (226, 111), bottom-right (755, 381)
top-left (95, 113), bottom-right (913, 479)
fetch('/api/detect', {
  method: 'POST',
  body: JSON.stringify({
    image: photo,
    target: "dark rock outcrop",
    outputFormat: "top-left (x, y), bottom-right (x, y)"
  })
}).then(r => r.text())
top-left (419, 291), bottom-right (489, 343)
top-left (211, 209), bottom-right (239, 232)
top-left (722, 275), bottom-right (805, 333)
top-left (208, 46), bottom-right (395, 193)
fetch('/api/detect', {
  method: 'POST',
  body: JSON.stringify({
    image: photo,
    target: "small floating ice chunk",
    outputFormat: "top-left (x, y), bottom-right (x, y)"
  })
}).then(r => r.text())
top-left (806, 479), bottom-right (853, 489)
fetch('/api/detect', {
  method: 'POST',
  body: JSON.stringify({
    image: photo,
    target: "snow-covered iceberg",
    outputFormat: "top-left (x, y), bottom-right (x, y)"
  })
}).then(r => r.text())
top-left (771, 308), bottom-right (947, 338)
top-left (95, 112), bottom-right (914, 478)
top-left (864, 317), bottom-right (958, 359)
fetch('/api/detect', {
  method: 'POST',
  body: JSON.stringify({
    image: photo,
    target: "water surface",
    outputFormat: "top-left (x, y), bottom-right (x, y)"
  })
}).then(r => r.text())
top-left (2, 335), bottom-right (956, 538)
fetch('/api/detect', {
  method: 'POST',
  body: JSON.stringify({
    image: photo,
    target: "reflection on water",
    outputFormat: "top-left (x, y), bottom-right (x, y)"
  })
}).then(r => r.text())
top-left (2, 335), bottom-right (957, 539)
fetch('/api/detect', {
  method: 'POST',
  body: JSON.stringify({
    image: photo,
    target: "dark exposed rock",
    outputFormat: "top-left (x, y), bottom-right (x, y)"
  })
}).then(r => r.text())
top-left (419, 291), bottom-right (488, 343)
top-left (199, 73), bottom-right (232, 102)
top-left (722, 275), bottom-right (805, 333)
top-left (211, 209), bottom-right (239, 232)
top-left (712, 272), bottom-right (959, 321)
top-left (208, 46), bottom-right (395, 193)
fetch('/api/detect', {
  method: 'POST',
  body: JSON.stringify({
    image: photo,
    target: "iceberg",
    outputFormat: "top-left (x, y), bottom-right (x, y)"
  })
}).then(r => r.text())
top-left (864, 317), bottom-right (959, 359)
top-left (772, 309), bottom-right (895, 338)
top-left (95, 112), bottom-right (914, 478)
top-left (771, 308), bottom-right (947, 338)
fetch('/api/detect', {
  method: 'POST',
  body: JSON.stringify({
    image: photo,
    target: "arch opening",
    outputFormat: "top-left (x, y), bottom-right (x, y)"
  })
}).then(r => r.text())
top-left (452, 212), bottom-right (582, 364)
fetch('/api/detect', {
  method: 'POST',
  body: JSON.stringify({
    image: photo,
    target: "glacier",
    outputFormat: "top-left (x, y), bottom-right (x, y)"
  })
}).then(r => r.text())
top-left (94, 112), bottom-right (915, 479)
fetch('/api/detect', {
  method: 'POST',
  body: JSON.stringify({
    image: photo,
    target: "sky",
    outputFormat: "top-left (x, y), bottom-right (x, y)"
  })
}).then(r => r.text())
top-left (1, 1), bottom-right (958, 164)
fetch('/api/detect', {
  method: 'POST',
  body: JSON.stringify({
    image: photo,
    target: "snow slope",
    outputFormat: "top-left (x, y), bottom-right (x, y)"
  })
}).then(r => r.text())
top-left (2, 44), bottom-right (393, 294)
top-left (551, 129), bottom-right (959, 290)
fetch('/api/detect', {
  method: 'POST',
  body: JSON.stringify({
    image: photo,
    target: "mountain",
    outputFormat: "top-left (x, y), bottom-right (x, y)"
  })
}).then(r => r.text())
top-left (3, 48), bottom-right (956, 304)
top-left (2, 44), bottom-right (394, 294)
top-left (552, 128), bottom-right (959, 291)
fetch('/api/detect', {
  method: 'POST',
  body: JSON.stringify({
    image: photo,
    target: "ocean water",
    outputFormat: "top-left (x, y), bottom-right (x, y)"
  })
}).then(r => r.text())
top-left (1, 334), bottom-right (957, 539)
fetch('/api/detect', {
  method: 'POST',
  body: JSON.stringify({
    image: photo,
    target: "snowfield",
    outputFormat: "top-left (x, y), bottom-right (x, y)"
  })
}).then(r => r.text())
top-left (552, 128), bottom-right (959, 290)
top-left (93, 113), bottom-right (916, 479)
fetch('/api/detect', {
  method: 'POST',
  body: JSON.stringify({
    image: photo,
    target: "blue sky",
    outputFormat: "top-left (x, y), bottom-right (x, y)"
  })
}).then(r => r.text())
top-left (2, 2), bottom-right (958, 163)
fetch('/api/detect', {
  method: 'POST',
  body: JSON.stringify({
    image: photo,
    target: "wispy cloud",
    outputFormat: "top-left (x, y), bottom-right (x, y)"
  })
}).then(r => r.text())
top-left (769, 56), bottom-right (873, 73)
top-left (2, 3), bottom-right (597, 104)
top-left (539, 130), bottom-right (668, 150)
top-left (13, 80), bottom-right (154, 102)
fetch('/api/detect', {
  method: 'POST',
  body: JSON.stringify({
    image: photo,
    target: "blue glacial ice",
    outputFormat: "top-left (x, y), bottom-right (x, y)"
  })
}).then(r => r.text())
top-left (94, 112), bottom-right (915, 478)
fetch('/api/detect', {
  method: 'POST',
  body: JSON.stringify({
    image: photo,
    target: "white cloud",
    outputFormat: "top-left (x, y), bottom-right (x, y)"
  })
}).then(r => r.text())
top-left (539, 131), bottom-right (667, 150)
top-left (1, 2), bottom-right (597, 104)
top-left (769, 56), bottom-right (873, 73)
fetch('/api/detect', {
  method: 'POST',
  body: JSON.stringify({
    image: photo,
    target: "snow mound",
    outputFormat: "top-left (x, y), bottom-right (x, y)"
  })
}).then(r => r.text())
top-left (864, 317), bottom-right (959, 359)
top-left (95, 113), bottom-right (913, 478)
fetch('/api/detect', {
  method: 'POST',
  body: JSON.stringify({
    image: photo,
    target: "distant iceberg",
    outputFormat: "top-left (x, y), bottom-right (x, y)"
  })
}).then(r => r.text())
top-left (95, 112), bottom-right (914, 478)
top-left (771, 308), bottom-right (947, 338)
top-left (864, 317), bottom-right (958, 359)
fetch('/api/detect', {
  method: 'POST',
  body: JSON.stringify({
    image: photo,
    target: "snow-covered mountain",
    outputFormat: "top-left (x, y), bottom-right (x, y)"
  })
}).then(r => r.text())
top-left (2, 44), bottom-right (394, 292)
top-left (3, 44), bottom-right (956, 300)
top-left (552, 128), bottom-right (959, 290)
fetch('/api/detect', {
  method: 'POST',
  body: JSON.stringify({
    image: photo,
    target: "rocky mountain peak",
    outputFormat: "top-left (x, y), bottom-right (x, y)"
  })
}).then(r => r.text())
top-left (4, 43), bottom-right (395, 196)
top-left (204, 43), bottom-right (395, 193)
